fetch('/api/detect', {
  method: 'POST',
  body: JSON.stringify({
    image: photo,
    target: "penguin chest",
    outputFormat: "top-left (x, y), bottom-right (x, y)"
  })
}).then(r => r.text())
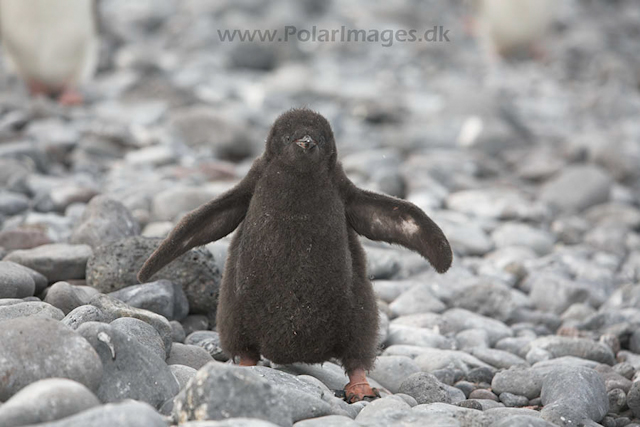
top-left (236, 188), bottom-right (353, 309)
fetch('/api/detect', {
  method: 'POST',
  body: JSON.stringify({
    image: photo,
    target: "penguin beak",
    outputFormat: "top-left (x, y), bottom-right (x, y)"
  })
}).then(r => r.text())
top-left (295, 135), bottom-right (317, 150)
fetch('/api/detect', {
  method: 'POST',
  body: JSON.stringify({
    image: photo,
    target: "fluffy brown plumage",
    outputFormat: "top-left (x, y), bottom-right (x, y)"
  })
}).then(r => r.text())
top-left (138, 108), bottom-right (452, 376)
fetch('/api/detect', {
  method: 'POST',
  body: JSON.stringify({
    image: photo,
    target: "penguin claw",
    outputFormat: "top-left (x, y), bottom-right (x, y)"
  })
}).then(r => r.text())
top-left (342, 382), bottom-right (380, 403)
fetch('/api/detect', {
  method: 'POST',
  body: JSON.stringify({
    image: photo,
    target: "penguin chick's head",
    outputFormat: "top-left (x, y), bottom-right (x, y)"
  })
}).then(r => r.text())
top-left (266, 108), bottom-right (336, 167)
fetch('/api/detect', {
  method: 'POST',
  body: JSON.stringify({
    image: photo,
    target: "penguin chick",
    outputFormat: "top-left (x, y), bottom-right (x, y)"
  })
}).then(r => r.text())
top-left (0, 0), bottom-right (98, 105)
top-left (138, 108), bottom-right (452, 403)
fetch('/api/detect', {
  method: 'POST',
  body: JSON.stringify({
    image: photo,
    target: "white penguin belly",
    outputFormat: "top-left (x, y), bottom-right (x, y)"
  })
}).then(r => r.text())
top-left (0, 0), bottom-right (97, 89)
top-left (478, 0), bottom-right (556, 52)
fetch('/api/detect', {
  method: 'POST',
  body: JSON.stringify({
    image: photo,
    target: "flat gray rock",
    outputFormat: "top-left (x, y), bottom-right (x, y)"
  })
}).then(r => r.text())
top-left (89, 294), bottom-right (173, 357)
top-left (0, 317), bottom-right (102, 401)
top-left (70, 195), bottom-right (140, 248)
top-left (43, 281), bottom-right (93, 315)
top-left (173, 362), bottom-right (292, 426)
top-left (110, 317), bottom-right (166, 361)
top-left (77, 322), bottom-right (179, 408)
top-left (4, 243), bottom-right (92, 282)
top-left (491, 366), bottom-right (543, 400)
top-left (0, 301), bottom-right (64, 322)
top-left (522, 336), bottom-right (615, 365)
top-left (23, 400), bottom-right (167, 427)
top-left (368, 355), bottom-right (421, 393)
top-left (108, 279), bottom-right (189, 321)
top-left (166, 343), bottom-right (214, 369)
top-left (398, 372), bottom-right (451, 405)
top-left (539, 165), bottom-right (613, 213)
top-left (540, 365), bottom-right (609, 425)
top-left (0, 260), bottom-right (36, 298)
top-left (0, 378), bottom-right (100, 427)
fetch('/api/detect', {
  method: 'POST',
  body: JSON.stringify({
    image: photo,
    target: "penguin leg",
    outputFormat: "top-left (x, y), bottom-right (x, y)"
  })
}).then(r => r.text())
top-left (238, 354), bottom-right (259, 366)
top-left (343, 368), bottom-right (380, 403)
top-left (26, 79), bottom-right (51, 97)
top-left (58, 86), bottom-right (84, 106)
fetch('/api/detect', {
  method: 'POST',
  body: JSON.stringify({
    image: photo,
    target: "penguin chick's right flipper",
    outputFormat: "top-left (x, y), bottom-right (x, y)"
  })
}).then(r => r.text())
top-left (341, 178), bottom-right (452, 274)
top-left (137, 158), bottom-right (264, 283)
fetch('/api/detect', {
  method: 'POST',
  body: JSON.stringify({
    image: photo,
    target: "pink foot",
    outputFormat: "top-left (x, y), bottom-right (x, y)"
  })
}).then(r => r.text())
top-left (238, 355), bottom-right (259, 366)
top-left (58, 87), bottom-right (84, 106)
top-left (344, 368), bottom-right (380, 403)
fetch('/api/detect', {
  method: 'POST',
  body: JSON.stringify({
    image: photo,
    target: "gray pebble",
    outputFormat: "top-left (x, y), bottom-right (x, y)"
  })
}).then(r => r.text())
top-left (0, 261), bottom-right (36, 298)
top-left (24, 400), bottom-right (167, 427)
top-left (108, 279), bottom-right (189, 321)
top-left (43, 281), bottom-right (91, 314)
top-left (540, 365), bottom-right (609, 425)
top-left (368, 355), bottom-right (421, 393)
top-left (184, 330), bottom-right (228, 361)
top-left (170, 320), bottom-right (186, 342)
top-left (0, 317), bottom-right (102, 401)
top-left (499, 392), bottom-right (530, 407)
top-left (491, 366), bottom-right (543, 400)
top-left (173, 363), bottom-right (292, 426)
top-left (398, 372), bottom-right (451, 405)
top-left (4, 243), bottom-right (92, 282)
top-left (0, 301), bottom-right (64, 322)
top-left (110, 317), bottom-right (166, 361)
top-left (166, 343), bottom-right (214, 369)
top-left (77, 321), bottom-right (179, 408)
top-left (0, 378), bottom-right (100, 427)
top-left (70, 195), bottom-right (140, 248)
top-left (170, 364), bottom-right (197, 390)
top-left (539, 165), bottom-right (613, 213)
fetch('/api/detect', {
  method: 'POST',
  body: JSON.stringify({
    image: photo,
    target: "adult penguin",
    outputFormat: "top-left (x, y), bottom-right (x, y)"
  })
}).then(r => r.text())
top-left (0, 0), bottom-right (98, 104)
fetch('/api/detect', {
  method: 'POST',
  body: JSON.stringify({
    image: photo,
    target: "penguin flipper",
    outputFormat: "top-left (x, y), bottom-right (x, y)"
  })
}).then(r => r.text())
top-left (137, 158), bottom-right (264, 282)
top-left (344, 187), bottom-right (452, 274)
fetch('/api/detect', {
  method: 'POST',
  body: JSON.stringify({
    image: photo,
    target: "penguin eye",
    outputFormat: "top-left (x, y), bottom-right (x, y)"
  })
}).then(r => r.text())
top-left (283, 135), bottom-right (291, 145)
top-left (319, 136), bottom-right (326, 145)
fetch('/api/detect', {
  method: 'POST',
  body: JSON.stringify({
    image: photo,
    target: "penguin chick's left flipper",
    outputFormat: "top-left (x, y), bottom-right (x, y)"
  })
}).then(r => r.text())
top-left (342, 179), bottom-right (452, 274)
top-left (137, 158), bottom-right (264, 283)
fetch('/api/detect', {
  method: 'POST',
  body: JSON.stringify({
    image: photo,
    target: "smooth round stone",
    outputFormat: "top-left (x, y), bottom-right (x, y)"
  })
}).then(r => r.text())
top-left (368, 355), bottom-right (421, 393)
top-left (0, 317), bottom-right (103, 400)
top-left (4, 243), bottom-right (93, 282)
top-left (0, 301), bottom-right (64, 322)
top-left (181, 314), bottom-right (209, 335)
top-left (43, 281), bottom-right (92, 315)
top-left (0, 260), bottom-right (36, 298)
top-left (184, 330), bottom-right (227, 361)
top-left (0, 378), bottom-right (100, 427)
top-left (469, 389), bottom-right (498, 401)
top-left (0, 229), bottom-right (52, 251)
top-left (398, 373), bottom-right (451, 405)
top-left (77, 322), bottom-right (179, 408)
top-left (110, 317), bottom-right (166, 361)
top-left (491, 366), bottom-right (543, 400)
top-left (108, 279), bottom-right (189, 321)
top-left (89, 294), bottom-right (173, 358)
top-left (540, 366), bottom-right (609, 425)
top-left (170, 320), bottom-right (186, 343)
top-left (70, 195), bottom-right (140, 248)
top-left (539, 165), bottom-right (613, 213)
top-left (499, 392), bottom-right (530, 407)
top-left (0, 191), bottom-right (29, 215)
top-left (491, 222), bottom-right (555, 256)
top-left (21, 400), bottom-right (167, 427)
top-left (166, 343), bottom-right (214, 369)
top-left (173, 363), bottom-right (291, 426)
top-left (170, 364), bottom-right (197, 390)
